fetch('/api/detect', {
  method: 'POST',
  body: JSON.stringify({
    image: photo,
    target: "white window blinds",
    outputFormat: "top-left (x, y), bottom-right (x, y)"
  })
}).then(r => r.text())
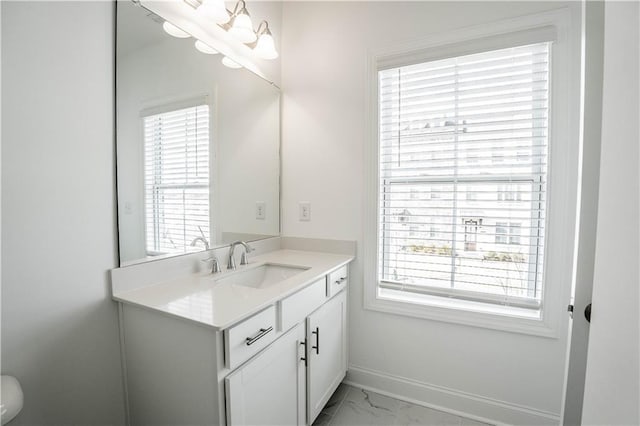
top-left (143, 104), bottom-right (210, 255)
top-left (378, 42), bottom-right (549, 309)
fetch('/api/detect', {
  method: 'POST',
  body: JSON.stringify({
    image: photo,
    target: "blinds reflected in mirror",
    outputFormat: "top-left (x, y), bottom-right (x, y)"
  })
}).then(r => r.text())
top-left (143, 104), bottom-right (210, 255)
top-left (378, 42), bottom-right (550, 309)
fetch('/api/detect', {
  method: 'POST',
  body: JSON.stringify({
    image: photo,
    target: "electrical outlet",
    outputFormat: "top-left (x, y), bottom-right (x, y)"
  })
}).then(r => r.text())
top-left (256, 202), bottom-right (266, 220)
top-left (299, 202), bottom-right (311, 221)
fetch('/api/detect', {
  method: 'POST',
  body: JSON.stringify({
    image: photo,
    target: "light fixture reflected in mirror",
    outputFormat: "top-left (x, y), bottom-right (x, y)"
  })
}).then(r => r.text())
top-left (197, 0), bottom-right (229, 25)
top-left (161, 0), bottom-right (279, 63)
top-left (222, 56), bottom-right (242, 69)
top-left (228, 1), bottom-right (256, 43)
top-left (162, 21), bottom-right (190, 38)
top-left (195, 39), bottom-right (219, 54)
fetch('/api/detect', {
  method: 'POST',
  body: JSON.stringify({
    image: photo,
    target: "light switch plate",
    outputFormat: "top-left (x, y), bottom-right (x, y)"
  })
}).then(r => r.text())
top-left (256, 202), bottom-right (266, 220)
top-left (299, 202), bottom-right (311, 221)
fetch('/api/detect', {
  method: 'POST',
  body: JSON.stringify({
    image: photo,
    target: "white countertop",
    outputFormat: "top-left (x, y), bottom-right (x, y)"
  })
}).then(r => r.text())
top-left (112, 249), bottom-right (354, 331)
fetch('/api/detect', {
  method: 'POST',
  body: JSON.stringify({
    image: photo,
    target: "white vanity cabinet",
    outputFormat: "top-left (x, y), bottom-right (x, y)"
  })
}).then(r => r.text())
top-left (225, 272), bottom-right (348, 426)
top-left (117, 259), bottom-right (350, 426)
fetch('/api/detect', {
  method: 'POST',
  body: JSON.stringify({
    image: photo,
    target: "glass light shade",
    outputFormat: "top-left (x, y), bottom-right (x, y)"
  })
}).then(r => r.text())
top-left (254, 33), bottom-right (278, 60)
top-left (197, 0), bottom-right (229, 25)
top-left (221, 56), bottom-right (242, 69)
top-left (228, 13), bottom-right (256, 43)
top-left (162, 21), bottom-right (190, 38)
top-left (195, 40), bottom-right (219, 55)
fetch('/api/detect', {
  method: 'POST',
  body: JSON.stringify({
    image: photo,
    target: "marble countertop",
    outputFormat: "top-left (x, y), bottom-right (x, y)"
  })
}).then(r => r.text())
top-left (112, 249), bottom-right (353, 331)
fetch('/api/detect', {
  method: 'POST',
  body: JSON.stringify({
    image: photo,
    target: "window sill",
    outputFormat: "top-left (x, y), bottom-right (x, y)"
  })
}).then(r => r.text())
top-left (366, 287), bottom-right (557, 338)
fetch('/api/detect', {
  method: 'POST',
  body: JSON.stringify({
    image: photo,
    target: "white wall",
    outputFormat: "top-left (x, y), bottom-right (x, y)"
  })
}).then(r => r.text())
top-left (1, 2), bottom-right (125, 424)
top-left (280, 2), bottom-right (579, 423)
top-left (581, 1), bottom-right (640, 424)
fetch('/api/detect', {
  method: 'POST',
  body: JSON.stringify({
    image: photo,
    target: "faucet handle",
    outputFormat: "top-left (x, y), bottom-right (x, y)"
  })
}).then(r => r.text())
top-left (201, 256), bottom-right (221, 274)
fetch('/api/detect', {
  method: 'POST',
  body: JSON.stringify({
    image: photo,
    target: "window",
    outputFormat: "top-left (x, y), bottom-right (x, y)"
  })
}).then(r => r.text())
top-left (495, 222), bottom-right (508, 244)
top-left (365, 12), bottom-right (579, 336)
top-left (495, 221), bottom-right (521, 245)
top-left (509, 223), bottom-right (522, 245)
top-left (498, 184), bottom-right (523, 201)
top-left (143, 104), bottom-right (210, 255)
top-left (377, 42), bottom-right (549, 311)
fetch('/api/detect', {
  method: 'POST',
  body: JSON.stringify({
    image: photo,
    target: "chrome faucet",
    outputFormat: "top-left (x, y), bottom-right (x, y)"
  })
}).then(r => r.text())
top-left (190, 236), bottom-right (210, 251)
top-left (227, 241), bottom-right (254, 270)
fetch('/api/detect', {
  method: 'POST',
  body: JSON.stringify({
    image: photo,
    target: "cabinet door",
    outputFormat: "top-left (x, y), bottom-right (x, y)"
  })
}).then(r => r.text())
top-left (307, 290), bottom-right (347, 424)
top-left (226, 323), bottom-right (306, 426)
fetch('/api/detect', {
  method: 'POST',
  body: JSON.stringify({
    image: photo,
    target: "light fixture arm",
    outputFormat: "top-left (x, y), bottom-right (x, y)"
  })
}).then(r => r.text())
top-left (255, 20), bottom-right (271, 37)
top-left (229, 0), bottom-right (249, 20)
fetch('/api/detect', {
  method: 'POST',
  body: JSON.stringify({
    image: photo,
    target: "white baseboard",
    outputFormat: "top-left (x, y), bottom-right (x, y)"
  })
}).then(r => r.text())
top-left (346, 365), bottom-right (560, 426)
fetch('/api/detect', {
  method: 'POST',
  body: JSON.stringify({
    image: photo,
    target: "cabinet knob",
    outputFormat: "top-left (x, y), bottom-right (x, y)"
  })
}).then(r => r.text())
top-left (335, 277), bottom-right (347, 285)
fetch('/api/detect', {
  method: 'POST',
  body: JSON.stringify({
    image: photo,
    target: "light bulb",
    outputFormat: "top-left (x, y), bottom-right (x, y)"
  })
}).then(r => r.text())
top-left (222, 56), bottom-right (242, 69)
top-left (254, 33), bottom-right (278, 60)
top-left (197, 0), bottom-right (229, 25)
top-left (162, 21), bottom-right (190, 38)
top-left (228, 13), bottom-right (256, 43)
top-left (195, 40), bottom-right (219, 55)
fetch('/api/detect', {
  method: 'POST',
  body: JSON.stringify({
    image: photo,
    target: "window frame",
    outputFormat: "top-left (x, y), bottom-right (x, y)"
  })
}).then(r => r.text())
top-left (363, 8), bottom-right (580, 338)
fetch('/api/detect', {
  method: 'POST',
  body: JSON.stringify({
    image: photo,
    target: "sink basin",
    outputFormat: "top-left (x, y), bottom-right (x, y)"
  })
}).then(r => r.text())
top-left (215, 264), bottom-right (309, 289)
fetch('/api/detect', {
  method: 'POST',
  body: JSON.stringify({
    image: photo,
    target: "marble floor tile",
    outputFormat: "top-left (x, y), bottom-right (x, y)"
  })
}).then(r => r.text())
top-left (330, 387), bottom-right (400, 426)
top-left (316, 382), bottom-right (495, 426)
top-left (321, 383), bottom-right (352, 417)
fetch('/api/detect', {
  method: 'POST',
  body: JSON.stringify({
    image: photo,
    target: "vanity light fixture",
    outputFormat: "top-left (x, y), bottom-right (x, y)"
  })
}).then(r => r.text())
top-left (162, 21), bottom-right (191, 38)
top-left (180, 0), bottom-right (280, 61)
top-left (196, 0), bottom-right (229, 25)
top-left (221, 56), bottom-right (243, 69)
top-left (195, 39), bottom-right (219, 54)
top-left (253, 21), bottom-right (278, 60)
top-left (227, 0), bottom-right (256, 43)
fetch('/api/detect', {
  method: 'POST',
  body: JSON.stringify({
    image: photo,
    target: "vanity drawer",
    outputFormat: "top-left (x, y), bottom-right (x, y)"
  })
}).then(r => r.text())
top-left (280, 278), bottom-right (326, 332)
top-left (225, 305), bottom-right (277, 370)
top-left (327, 265), bottom-right (348, 297)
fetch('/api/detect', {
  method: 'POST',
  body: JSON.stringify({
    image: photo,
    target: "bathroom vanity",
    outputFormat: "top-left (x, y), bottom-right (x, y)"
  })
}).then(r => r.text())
top-left (111, 2), bottom-right (353, 423)
top-left (112, 247), bottom-right (353, 425)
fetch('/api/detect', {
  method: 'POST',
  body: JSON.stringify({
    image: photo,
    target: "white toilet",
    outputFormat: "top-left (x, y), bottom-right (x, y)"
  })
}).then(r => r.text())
top-left (1, 376), bottom-right (23, 425)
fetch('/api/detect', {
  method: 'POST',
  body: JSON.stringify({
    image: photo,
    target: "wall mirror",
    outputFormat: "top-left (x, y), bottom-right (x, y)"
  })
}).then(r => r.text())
top-left (116, 1), bottom-right (280, 265)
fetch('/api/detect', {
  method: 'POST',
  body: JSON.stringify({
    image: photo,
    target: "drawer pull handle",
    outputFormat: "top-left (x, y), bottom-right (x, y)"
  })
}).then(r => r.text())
top-left (245, 326), bottom-right (273, 346)
top-left (312, 327), bottom-right (320, 355)
top-left (335, 277), bottom-right (347, 285)
top-left (300, 340), bottom-right (307, 367)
